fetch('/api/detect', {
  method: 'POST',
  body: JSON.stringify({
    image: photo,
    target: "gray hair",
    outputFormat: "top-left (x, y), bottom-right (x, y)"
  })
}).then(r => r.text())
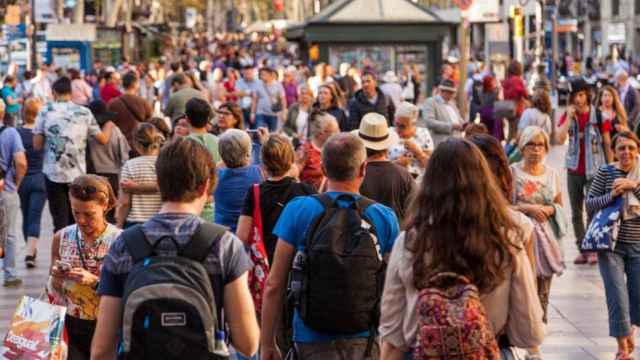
top-left (322, 133), bottom-right (366, 182)
top-left (310, 112), bottom-right (338, 139)
top-left (518, 125), bottom-right (550, 152)
top-left (395, 101), bottom-right (419, 123)
top-left (218, 129), bottom-right (252, 168)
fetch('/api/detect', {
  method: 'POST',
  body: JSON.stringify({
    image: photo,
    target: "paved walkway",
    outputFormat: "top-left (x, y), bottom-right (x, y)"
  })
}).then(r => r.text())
top-left (0, 144), bottom-right (628, 359)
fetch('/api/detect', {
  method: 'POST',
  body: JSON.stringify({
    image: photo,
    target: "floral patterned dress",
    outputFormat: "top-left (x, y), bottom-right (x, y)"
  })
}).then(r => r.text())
top-left (47, 224), bottom-right (121, 320)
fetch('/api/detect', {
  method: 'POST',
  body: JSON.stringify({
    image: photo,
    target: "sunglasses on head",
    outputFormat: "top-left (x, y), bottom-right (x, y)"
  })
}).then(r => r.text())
top-left (69, 184), bottom-right (108, 199)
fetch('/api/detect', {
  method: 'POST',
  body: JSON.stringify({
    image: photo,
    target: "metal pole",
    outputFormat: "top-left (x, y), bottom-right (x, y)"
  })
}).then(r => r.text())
top-left (551, 0), bottom-right (559, 144)
top-left (30, 0), bottom-right (37, 71)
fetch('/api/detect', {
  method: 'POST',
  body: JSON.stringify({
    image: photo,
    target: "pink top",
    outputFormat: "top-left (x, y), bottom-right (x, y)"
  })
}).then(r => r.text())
top-left (71, 79), bottom-right (93, 105)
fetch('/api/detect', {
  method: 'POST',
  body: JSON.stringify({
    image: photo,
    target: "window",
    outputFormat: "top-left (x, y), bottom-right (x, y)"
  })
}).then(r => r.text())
top-left (613, 0), bottom-right (620, 16)
top-left (636, 0), bottom-right (640, 14)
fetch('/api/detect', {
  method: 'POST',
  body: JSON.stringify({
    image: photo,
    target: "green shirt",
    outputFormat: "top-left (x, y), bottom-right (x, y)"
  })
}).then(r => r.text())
top-left (188, 132), bottom-right (220, 222)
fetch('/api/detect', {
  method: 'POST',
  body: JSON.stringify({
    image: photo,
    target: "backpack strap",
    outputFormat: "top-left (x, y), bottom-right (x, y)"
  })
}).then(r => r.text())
top-left (312, 193), bottom-right (335, 209)
top-left (181, 222), bottom-right (228, 262)
top-left (355, 196), bottom-right (375, 216)
top-left (122, 224), bottom-right (153, 264)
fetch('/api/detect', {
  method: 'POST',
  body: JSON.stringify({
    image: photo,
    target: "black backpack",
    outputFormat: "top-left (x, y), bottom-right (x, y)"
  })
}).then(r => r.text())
top-left (118, 223), bottom-right (229, 360)
top-left (289, 194), bottom-right (385, 338)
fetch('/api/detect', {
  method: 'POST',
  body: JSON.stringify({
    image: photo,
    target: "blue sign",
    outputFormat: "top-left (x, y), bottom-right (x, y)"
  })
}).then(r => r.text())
top-left (2, 24), bottom-right (27, 41)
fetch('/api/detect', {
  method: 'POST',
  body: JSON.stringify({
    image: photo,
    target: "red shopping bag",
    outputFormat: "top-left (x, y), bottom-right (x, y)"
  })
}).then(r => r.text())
top-left (247, 184), bottom-right (270, 320)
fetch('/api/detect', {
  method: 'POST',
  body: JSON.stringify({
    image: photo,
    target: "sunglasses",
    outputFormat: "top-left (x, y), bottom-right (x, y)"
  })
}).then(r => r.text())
top-left (69, 184), bottom-right (108, 200)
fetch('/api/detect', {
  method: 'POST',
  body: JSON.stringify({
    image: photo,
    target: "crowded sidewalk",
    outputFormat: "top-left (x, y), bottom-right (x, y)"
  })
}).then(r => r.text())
top-left (0, 142), bottom-right (617, 360)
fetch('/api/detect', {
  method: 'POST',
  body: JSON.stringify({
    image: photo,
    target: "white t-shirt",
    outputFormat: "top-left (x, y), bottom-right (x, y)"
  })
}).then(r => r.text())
top-left (296, 109), bottom-right (309, 138)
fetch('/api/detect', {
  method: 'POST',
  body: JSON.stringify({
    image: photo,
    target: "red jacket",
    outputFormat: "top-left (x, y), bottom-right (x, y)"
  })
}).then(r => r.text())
top-left (502, 76), bottom-right (528, 116)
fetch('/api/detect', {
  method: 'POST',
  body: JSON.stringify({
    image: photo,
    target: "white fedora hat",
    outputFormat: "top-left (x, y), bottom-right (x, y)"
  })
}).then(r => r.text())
top-left (351, 112), bottom-right (399, 151)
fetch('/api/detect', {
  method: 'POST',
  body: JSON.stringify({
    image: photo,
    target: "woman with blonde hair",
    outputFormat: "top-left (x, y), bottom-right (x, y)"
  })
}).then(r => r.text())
top-left (597, 85), bottom-right (629, 139)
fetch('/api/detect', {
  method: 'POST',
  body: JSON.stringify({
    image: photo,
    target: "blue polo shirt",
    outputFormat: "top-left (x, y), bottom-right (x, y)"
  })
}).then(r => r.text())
top-left (273, 192), bottom-right (400, 343)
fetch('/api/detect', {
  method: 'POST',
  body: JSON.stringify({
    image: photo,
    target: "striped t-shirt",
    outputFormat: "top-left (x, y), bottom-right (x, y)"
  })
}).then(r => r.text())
top-left (586, 165), bottom-right (640, 243)
top-left (120, 155), bottom-right (162, 222)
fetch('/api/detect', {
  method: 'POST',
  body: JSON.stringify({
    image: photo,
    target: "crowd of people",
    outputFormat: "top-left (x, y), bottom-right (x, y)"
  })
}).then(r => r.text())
top-left (0, 33), bottom-right (639, 360)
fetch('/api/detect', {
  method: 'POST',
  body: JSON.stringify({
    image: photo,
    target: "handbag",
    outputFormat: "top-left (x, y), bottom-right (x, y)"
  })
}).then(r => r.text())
top-left (1, 295), bottom-right (68, 359)
top-left (247, 184), bottom-right (270, 320)
top-left (271, 97), bottom-right (283, 113)
top-left (581, 166), bottom-right (623, 252)
top-left (493, 100), bottom-right (517, 120)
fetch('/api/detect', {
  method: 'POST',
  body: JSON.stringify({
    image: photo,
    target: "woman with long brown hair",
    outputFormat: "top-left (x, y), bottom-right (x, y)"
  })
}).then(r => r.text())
top-left (379, 138), bottom-right (544, 359)
top-left (597, 85), bottom-right (629, 139)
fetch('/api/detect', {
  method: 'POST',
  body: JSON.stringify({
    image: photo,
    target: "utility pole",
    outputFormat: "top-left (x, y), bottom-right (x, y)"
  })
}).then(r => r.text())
top-left (458, 19), bottom-right (469, 119)
top-left (30, 0), bottom-right (37, 71)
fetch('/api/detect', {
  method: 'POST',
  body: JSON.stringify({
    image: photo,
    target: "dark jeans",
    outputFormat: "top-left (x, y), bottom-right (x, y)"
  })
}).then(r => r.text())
top-left (243, 108), bottom-right (256, 129)
top-left (65, 315), bottom-right (96, 360)
top-left (18, 173), bottom-right (46, 239)
top-left (294, 338), bottom-right (379, 360)
top-left (96, 172), bottom-right (119, 224)
top-left (44, 177), bottom-right (73, 232)
top-left (256, 114), bottom-right (278, 132)
top-left (123, 221), bottom-right (143, 229)
top-left (567, 172), bottom-right (592, 252)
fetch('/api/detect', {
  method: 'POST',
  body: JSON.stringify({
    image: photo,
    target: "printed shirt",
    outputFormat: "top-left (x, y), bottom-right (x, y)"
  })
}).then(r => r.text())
top-left (389, 127), bottom-right (434, 177)
top-left (33, 101), bottom-right (101, 183)
top-left (273, 192), bottom-right (400, 343)
top-left (511, 163), bottom-right (561, 206)
top-left (48, 224), bottom-right (121, 320)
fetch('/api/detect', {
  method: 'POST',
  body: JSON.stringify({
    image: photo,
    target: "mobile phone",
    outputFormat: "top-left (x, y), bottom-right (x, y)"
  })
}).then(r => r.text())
top-left (55, 260), bottom-right (71, 272)
top-left (246, 129), bottom-right (260, 142)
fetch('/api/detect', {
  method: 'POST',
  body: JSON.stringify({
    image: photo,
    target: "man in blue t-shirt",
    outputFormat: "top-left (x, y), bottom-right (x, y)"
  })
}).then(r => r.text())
top-left (0, 99), bottom-right (27, 287)
top-left (261, 133), bottom-right (400, 359)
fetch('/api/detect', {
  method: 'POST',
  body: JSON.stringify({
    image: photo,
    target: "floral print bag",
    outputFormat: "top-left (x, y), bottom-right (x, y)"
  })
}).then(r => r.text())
top-left (582, 166), bottom-right (623, 252)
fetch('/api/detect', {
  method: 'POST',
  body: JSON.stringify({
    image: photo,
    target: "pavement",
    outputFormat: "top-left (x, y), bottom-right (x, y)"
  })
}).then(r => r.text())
top-left (0, 143), bottom-right (630, 360)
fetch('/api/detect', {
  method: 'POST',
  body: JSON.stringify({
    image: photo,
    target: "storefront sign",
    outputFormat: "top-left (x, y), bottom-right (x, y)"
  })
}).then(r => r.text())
top-left (46, 24), bottom-right (96, 42)
top-left (608, 23), bottom-right (626, 43)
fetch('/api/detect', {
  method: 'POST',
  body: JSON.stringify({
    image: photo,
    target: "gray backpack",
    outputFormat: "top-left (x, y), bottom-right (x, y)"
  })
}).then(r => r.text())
top-left (118, 223), bottom-right (229, 360)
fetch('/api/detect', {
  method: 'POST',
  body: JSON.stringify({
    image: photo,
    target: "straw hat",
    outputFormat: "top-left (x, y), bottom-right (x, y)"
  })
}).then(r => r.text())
top-left (352, 113), bottom-right (399, 151)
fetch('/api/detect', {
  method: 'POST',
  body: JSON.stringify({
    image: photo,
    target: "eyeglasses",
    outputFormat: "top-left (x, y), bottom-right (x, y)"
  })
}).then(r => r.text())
top-left (525, 142), bottom-right (546, 149)
top-left (217, 110), bottom-right (232, 116)
top-left (616, 145), bottom-right (638, 152)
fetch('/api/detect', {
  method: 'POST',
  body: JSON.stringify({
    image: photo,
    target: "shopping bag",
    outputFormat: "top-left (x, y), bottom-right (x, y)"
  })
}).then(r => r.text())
top-left (1, 295), bottom-right (67, 360)
top-left (582, 166), bottom-right (623, 252)
top-left (247, 184), bottom-right (270, 320)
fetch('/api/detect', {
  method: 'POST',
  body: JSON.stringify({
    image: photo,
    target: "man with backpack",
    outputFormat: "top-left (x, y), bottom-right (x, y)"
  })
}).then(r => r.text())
top-left (260, 132), bottom-right (400, 359)
top-left (91, 137), bottom-right (259, 359)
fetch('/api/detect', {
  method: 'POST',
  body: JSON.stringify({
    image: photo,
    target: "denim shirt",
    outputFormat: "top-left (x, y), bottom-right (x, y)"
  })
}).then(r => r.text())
top-left (565, 107), bottom-right (606, 180)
